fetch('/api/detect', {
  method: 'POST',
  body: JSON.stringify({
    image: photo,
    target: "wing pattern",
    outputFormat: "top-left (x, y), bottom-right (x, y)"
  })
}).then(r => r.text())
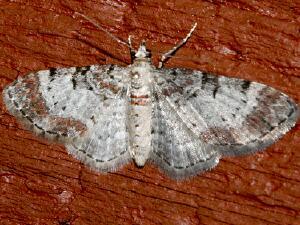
top-left (3, 65), bottom-right (131, 172)
top-left (3, 64), bottom-right (298, 179)
top-left (150, 68), bottom-right (298, 178)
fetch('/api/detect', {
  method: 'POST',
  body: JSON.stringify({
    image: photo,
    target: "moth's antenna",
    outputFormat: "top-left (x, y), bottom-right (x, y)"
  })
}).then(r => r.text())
top-left (74, 12), bottom-right (131, 49)
top-left (158, 23), bottom-right (197, 68)
top-left (128, 35), bottom-right (136, 63)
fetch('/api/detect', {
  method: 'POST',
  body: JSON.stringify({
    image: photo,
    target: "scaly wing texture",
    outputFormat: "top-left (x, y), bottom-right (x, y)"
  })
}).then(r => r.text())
top-left (151, 88), bottom-right (221, 179)
top-left (3, 65), bottom-right (131, 172)
top-left (151, 68), bottom-right (298, 179)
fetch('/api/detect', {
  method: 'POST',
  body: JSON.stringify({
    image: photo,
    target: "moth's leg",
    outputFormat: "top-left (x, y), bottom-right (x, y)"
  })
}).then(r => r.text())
top-left (158, 23), bottom-right (197, 68)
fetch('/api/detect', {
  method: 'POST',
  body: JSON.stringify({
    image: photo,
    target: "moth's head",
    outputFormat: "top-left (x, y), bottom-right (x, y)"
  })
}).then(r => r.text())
top-left (132, 41), bottom-right (151, 61)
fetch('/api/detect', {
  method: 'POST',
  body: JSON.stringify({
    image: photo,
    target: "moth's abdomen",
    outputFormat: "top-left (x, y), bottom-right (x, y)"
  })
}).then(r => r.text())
top-left (129, 93), bottom-right (150, 105)
top-left (128, 104), bottom-right (152, 166)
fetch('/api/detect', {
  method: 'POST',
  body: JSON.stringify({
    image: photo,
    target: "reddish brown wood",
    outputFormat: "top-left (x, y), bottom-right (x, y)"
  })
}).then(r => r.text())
top-left (0, 0), bottom-right (299, 224)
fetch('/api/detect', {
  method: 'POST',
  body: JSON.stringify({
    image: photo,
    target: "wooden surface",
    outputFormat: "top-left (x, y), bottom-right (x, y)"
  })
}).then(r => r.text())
top-left (0, 0), bottom-right (299, 224)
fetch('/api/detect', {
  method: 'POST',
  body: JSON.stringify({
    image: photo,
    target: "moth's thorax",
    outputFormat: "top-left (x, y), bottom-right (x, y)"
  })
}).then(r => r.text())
top-left (128, 60), bottom-right (153, 166)
top-left (129, 61), bottom-right (153, 103)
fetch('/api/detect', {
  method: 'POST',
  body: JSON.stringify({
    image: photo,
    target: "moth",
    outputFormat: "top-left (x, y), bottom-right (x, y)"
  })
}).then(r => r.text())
top-left (3, 14), bottom-right (299, 179)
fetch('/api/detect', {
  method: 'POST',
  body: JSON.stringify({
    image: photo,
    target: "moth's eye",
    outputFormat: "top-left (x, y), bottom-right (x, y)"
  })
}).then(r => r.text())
top-left (130, 50), bottom-right (136, 59)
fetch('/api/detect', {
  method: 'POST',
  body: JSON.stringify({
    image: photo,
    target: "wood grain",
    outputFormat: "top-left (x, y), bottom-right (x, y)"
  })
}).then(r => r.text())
top-left (0, 0), bottom-right (299, 224)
